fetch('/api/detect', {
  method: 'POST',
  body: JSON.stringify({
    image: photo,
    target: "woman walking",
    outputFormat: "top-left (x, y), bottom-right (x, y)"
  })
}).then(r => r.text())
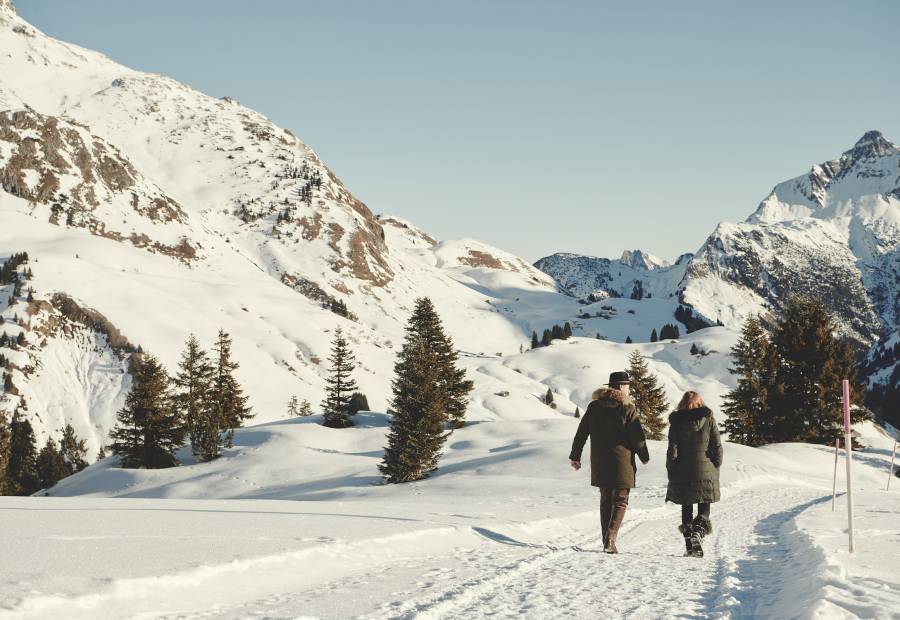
top-left (666, 391), bottom-right (723, 557)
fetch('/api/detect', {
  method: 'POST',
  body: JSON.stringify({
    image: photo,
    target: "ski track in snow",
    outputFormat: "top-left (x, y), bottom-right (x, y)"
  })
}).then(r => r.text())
top-left (139, 484), bottom-right (826, 620)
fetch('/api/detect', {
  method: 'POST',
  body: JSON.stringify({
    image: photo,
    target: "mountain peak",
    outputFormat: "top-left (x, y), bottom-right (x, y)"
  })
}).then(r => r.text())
top-left (619, 249), bottom-right (668, 270)
top-left (845, 130), bottom-right (898, 159)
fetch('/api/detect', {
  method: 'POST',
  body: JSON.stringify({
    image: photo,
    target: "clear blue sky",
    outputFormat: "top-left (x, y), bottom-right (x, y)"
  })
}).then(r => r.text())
top-left (16, 1), bottom-right (900, 262)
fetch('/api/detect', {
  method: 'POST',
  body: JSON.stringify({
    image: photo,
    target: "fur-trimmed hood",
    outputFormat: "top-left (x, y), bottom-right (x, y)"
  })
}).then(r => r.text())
top-left (669, 406), bottom-right (713, 429)
top-left (592, 387), bottom-right (634, 407)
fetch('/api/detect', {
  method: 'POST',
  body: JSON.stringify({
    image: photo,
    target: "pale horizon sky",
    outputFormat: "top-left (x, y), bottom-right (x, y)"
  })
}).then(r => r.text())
top-left (15, 0), bottom-right (900, 262)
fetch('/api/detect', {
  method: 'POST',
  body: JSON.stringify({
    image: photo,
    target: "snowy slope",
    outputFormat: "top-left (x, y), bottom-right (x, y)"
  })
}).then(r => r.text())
top-left (0, 1), bottom-right (593, 451)
top-left (3, 413), bottom-right (897, 618)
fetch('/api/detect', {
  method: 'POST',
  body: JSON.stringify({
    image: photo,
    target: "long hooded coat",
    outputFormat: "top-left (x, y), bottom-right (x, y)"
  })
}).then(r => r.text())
top-left (569, 388), bottom-right (650, 488)
top-left (665, 406), bottom-right (723, 504)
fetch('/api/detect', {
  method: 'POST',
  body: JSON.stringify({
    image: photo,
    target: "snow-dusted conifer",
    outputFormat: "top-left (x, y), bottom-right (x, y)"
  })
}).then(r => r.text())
top-left (211, 329), bottom-right (252, 447)
top-left (627, 350), bottom-right (668, 440)
top-left (380, 337), bottom-right (447, 483)
top-left (59, 424), bottom-right (89, 473)
top-left (7, 413), bottom-right (40, 494)
top-left (111, 353), bottom-right (185, 469)
top-left (722, 316), bottom-right (773, 446)
top-left (322, 328), bottom-right (358, 428)
top-left (173, 334), bottom-right (215, 458)
top-left (36, 438), bottom-right (68, 489)
top-left (0, 412), bottom-right (11, 494)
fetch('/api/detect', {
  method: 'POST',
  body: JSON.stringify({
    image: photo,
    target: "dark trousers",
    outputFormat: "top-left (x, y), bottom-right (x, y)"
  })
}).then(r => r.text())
top-left (681, 502), bottom-right (710, 526)
top-left (600, 487), bottom-right (630, 545)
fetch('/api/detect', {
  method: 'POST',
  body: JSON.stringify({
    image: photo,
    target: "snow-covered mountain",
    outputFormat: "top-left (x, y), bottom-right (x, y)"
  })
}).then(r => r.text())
top-left (538, 132), bottom-right (900, 349)
top-left (4, 1), bottom-right (722, 456)
top-left (534, 252), bottom-right (689, 301)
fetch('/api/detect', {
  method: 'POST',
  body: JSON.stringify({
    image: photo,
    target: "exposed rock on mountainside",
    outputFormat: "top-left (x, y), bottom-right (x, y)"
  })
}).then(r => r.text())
top-left (538, 132), bottom-right (900, 347)
top-left (0, 110), bottom-right (195, 259)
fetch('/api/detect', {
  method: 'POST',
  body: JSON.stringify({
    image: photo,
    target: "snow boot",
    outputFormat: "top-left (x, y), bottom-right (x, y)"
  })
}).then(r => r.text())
top-left (604, 538), bottom-right (618, 554)
top-left (678, 524), bottom-right (693, 556)
top-left (690, 515), bottom-right (711, 558)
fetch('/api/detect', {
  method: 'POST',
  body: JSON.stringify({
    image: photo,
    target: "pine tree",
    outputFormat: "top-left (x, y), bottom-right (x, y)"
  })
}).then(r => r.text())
top-left (0, 412), bottom-right (11, 495)
top-left (650, 328), bottom-right (658, 343)
top-left (551, 324), bottom-right (563, 340)
top-left (531, 331), bottom-right (539, 350)
top-left (399, 298), bottom-right (473, 429)
top-left (544, 388), bottom-right (555, 406)
top-left (299, 399), bottom-right (313, 416)
top-left (59, 424), bottom-right (89, 473)
top-left (722, 316), bottom-right (775, 446)
top-left (211, 330), bottom-right (252, 447)
top-left (110, 353), bottom-right (185, 469)
top-left (348, 392), bottom-right (370, 415)
top-left (541, 329), bottom-right (552, 347)
top-left (36, 438), bottom-right (69, 489)
top-left (380, 337), bottom-right (448, 483)
top-left (690, 343), bottom-right (700, 355)
top-left (768, 297), bottom-right (867, 444)
top-left (625, 336), bottom-right (633, 344)
top-left (173, 334), bottom-right (215, 458)
top-left (96, 445), bottom-right (107, 461)
top-left (7, 413), bottom-right (40, 495)
top-left (574, 406), bottom-right (581, 418)
top-left (322, 328), bottom-right (358, 428)
top-left (627, 350), bottom-right (668, 440)
top-left (563, 322), bottom-right (573, 339)
top-left (287, 395), bottom-right (300, 417)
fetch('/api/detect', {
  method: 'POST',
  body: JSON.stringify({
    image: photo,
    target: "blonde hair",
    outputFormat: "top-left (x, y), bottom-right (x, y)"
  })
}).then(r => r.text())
top-left (677, 391), bottom-right (705, 411)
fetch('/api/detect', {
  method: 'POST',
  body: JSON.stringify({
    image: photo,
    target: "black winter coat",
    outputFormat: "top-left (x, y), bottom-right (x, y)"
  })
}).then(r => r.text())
top-left (665, 406), bottom-right (723, 504)
top-left (570, 388), bottom-right (650, 488)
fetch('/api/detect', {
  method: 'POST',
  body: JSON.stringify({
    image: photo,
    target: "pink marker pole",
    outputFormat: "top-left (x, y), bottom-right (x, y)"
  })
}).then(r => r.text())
top-left (832, 437), bottom-right (839, 512)
top-left (842, 379), bottom-right (854, 553)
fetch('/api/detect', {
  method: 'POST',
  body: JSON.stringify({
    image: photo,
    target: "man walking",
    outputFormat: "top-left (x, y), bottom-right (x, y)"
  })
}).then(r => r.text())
top-left (569, 371), bottom-right (650, 554)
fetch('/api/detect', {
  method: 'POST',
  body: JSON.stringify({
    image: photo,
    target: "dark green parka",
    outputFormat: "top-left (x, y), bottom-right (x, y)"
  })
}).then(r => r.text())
top-left (665, 406), bottom-right (723, 504)
top-left (569, 388), bottom-right (650, 488)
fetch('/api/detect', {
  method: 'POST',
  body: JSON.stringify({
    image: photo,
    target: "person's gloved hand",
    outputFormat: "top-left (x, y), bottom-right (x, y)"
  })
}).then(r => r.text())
top-left (570, 460), bottom-right (581, 471)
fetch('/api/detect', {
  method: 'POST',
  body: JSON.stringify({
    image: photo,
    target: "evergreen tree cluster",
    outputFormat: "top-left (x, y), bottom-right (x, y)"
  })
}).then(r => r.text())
top-left (0, 252), bottom-right (28, 285)
top-left (860, 338), bottom-right (900, 428)
top-left (0, 412), bottom-right (89, 495)
top-left (626, 350), bottom-right (668, 440)
top-left (674, 305), bottom-right (712, 333)
top-left (329, 298), bottom-right (352, 319)
top-left (111, 330), bottom-right (253, 469)
top-left (0, 331), bottom-right (27, 349)
top-left (658, 323), bottom-right (681, 340)
top-left (630, 280), bottom-right (645, 300)
top-left (531, 322), bottom-right (573, 349)
top-left (723, 298), bottom-right (868, 447)
top-left (380, 297), bottom-right (474, 483)
top-left (287, 396), bottom-right (314, 417)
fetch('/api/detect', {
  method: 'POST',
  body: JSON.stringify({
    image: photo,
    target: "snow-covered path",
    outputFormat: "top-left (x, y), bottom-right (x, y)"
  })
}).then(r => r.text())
top-left (4, 423), bottom-right (899, 619)
top-left (376, 486), bottom-right (823, 619)
top-left (196, 483), bottom-right (822, 619)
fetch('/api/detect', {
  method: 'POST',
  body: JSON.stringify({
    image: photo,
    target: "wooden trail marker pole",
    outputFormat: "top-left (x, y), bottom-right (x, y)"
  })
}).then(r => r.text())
top-left (888, 439), bottom-right (897, 492)
top-left (842, 379), bottom-right (854, 553)
top-left (832, 437), bottom-right (840, 511)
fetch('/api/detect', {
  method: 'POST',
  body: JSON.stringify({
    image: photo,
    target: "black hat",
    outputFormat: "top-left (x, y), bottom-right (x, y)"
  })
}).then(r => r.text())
top-left (605, 371), bottom-right (630, 386)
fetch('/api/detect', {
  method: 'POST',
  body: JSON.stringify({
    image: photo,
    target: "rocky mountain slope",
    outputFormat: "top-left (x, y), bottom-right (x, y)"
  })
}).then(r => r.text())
top-left (538, 133), bottom-right (900, 346)
top-left (0, 0), bottom-right (624, 454)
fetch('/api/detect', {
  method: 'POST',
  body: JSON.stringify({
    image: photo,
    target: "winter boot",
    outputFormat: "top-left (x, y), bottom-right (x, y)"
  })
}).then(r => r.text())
top-left (690, 515), bottom-right (711, 558)
top-left (605, 503), bottom-right (627, 554)
top-left (678, 524), bottom-right (693, 556)
top-left (604, 538), bottom-right (618, 554)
